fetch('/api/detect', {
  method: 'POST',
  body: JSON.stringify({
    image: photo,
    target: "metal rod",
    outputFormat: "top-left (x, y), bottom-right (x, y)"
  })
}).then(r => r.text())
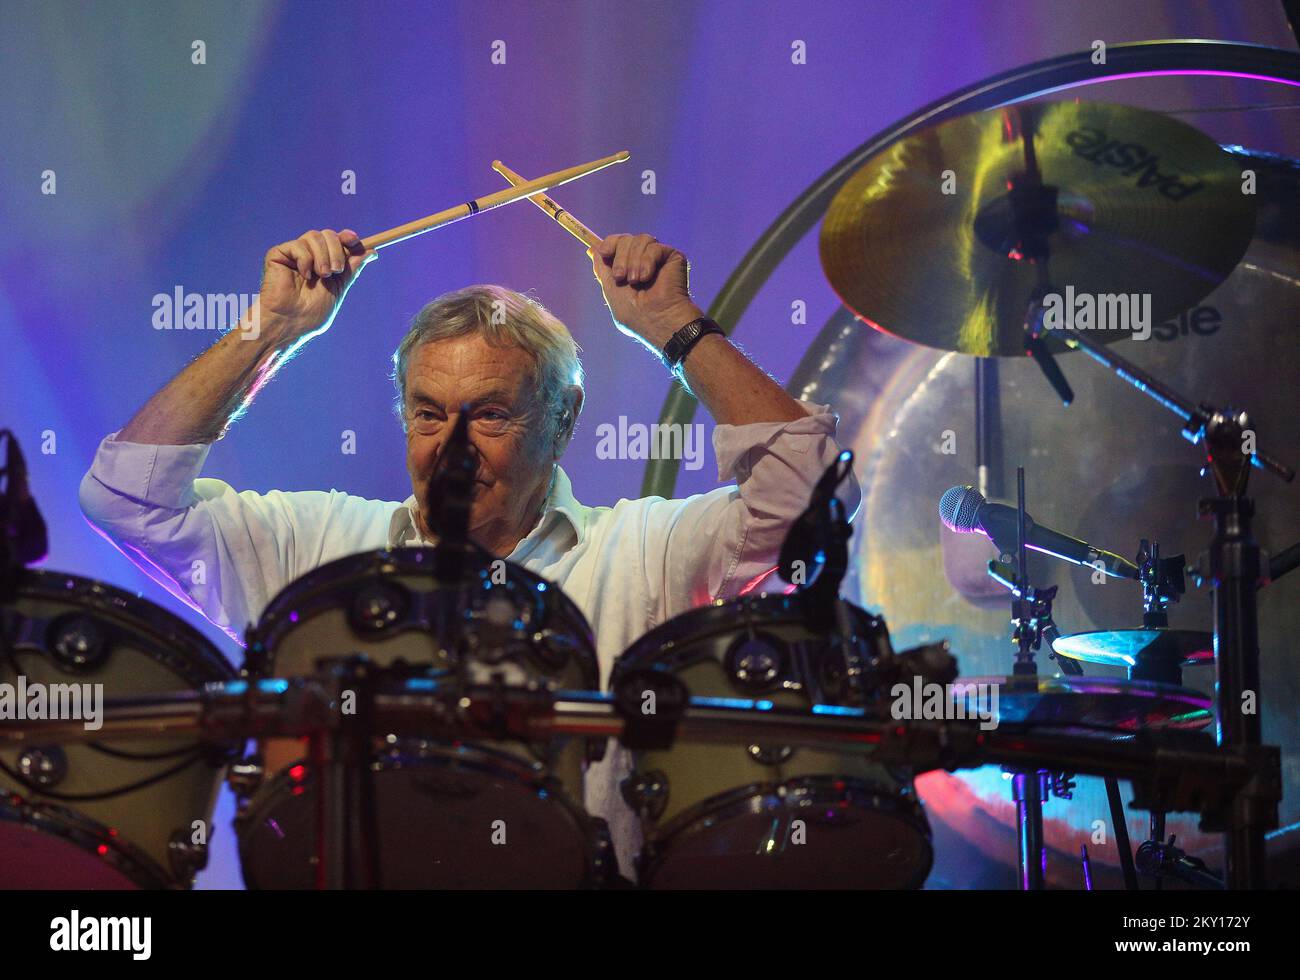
top-left (0, 683), bottom-right (1258, 791)
top-left (1063, 332), bottom-right (1293, 482)
top-left (1013, 771), bottom-right (1047, 890)
top-left (1107, 776), bottom-right (1140, 890)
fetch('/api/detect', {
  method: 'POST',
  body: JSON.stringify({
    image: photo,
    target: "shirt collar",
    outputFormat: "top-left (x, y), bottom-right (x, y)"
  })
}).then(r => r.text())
top-left (387, 464), bottom-right (587, 551)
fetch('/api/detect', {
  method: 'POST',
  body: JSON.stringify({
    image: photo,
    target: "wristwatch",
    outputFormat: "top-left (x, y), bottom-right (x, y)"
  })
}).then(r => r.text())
top-left (661, 317), bottom-right (725, 377)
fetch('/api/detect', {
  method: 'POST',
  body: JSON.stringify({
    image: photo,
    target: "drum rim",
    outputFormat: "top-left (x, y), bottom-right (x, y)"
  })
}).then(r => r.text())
top-left (244, 547), bottom-right (598, 683)
top-left (955, 674), bottom-right (1215, 731)
top-left (613, 592), bottom-right (883, 678)
top-left (0, 792), bottom-right (175, 889)
top-left (235, 740), bottom-right (604, 889)
top-left (637, 774), bottom-right (934, 890)
top-left (10, 568), bottom-right (235, 684)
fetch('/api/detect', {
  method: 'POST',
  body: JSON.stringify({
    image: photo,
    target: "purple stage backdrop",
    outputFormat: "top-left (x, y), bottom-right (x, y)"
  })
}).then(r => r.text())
top-left (2, 0), bottom-right (1297, 888)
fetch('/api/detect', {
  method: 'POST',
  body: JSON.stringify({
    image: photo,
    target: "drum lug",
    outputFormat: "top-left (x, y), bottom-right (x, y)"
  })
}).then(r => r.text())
top-left (724, 634), bottom-right (784, 691)
top-left (46, 613), bottom-right (110, 671)
top-left (589, 817), bottom-right (618, 888)
top-left (227, 754), bottom-right (265, 802)
top-left (17, 746), bottom-right (68, 788)
top-left (620, 769), bottom-right (670, 821)
top-left (168, 830), bottom-right (210, 883)
top-left (348, 581), bottom-right (411, 635)
top-left (746, 743), bottom-right (794, 766)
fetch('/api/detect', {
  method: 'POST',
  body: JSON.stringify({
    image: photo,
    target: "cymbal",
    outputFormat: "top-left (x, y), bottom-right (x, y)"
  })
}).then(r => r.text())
top-left (1052, 628), bottom-right (1214, 669)
top-left (820, 101), bottom-right (1256, 355)
top-left (961, 674), bottom-right (1212, 732)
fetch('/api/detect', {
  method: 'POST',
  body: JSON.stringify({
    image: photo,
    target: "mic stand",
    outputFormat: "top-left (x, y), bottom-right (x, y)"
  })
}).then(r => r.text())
top-left (1131, 537), bottom-right (1192, 889)
top-left (312, 655), bottom-right (382, 889)
top-left (1135, 834), bottom-right (1225, 890)
top-left (778, 451), bottom-right (855, 633)
top-left (428, 407), bottom-right (480, 661)
top-left (987, 467), bottom-right (1077, 890)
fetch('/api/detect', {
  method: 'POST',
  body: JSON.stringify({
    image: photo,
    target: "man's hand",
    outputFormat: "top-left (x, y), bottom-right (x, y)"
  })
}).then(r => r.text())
top-left (259, 229), bottom-right (376, 342)
top-left (590, 233), bottom-right (704, 349)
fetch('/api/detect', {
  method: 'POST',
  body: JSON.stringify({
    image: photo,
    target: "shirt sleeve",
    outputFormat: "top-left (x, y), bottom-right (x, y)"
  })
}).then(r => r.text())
top-left (77, 432), bottom-right (395, 644)
top-left (639, 400), bottom-right (861, 622)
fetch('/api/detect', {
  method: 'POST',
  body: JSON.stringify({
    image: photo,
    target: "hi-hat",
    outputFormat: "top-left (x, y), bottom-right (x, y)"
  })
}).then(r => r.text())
top-left (820, 101), bottom-right (1256, 355)
top-left (1052, 628), bottom-right (1214, 669)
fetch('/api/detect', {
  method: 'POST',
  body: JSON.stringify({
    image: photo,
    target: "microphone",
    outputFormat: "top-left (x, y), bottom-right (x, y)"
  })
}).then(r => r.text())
top-left (427, 407), bottom-right (476, 548)
top-left (1, 429), bottom-right (48, 569)
top-left (778, 450), bottom-right (854, 585)
top-left (939, 484), bottom-right (1139, 580)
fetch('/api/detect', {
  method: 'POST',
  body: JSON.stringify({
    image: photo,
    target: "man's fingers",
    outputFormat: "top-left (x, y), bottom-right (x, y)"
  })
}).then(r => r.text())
top-left (302, 231), bottom-right (334, 279)
top-left (612, 235), bottom-right (638, 282)
top-left (623, 236), bottom-right (651, 284)
top-left (595, 235), bottom-right (620, 261)
top-left (269, 240), bottom-right (316, 281)
top-left (600, 234), bottom-right (660, 284)
top-left (321, 230), bottom-right (347, 275)
top-left (636, 239), bottom-right (668, 283)
top-left (591, 248), bottom-right (615, 290)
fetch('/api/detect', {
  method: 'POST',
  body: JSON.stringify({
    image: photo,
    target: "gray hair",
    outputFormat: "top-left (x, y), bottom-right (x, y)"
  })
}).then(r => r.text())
top-left (390, 285), bottom-right (584, 435)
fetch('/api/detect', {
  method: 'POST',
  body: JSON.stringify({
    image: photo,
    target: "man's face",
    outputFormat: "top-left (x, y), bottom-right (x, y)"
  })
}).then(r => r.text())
top-left (403, 333), bottom-right (558, 555)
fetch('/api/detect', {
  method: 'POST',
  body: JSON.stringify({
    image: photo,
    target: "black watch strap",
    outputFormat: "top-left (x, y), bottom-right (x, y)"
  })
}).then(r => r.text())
top-left (661, 317), bottom-right (725, 372)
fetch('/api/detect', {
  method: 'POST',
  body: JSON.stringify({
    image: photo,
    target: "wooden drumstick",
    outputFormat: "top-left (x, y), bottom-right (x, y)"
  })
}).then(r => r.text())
top-left (359, 150), bottom-right (628, 251)
top-left (491, 159), bottom-right (603, 249)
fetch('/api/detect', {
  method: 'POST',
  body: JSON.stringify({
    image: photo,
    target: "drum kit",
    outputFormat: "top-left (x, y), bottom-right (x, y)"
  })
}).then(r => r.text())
top-left (1, 87), bottom-right (1297, 889)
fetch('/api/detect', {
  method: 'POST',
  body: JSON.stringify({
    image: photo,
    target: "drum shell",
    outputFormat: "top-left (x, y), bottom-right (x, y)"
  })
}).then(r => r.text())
top-left (243, 548), bottom-right (598, 794)
top-left (615, 593), bottom-right (933, 888)
top-left (0, 570), bottom-right (235, 888)
top-left (238, 548), bottom-right (604, 888)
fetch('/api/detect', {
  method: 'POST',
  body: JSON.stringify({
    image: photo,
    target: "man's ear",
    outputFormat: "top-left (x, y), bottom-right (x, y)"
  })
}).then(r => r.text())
top-left (554, 385), bottom-right (584, 456)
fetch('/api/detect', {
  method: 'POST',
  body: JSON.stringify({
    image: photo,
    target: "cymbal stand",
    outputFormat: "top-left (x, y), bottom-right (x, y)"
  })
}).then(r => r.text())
top-left (986, 467), bottom-right (1077, 889)
top-left (1002, 104), bottom-right (1288, 885)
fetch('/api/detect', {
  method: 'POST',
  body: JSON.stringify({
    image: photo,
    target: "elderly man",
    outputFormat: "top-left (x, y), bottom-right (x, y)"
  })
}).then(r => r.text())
top-left (79, 227), bottom-right (860, 883)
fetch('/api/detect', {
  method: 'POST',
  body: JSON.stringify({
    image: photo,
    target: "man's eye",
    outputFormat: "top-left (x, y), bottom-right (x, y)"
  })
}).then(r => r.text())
top-left (479, 410), bottom-right (506, 422)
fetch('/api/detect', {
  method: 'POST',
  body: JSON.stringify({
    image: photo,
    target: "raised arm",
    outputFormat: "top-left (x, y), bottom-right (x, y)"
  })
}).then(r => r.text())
top-left (589, 234), bottom-right (860, 620)
top-left (589, 232), bottom-right (806, 427)
top-left (81, 230), bottom-right (384, 641)
top-left (120, 229), bottom-right (375, 444)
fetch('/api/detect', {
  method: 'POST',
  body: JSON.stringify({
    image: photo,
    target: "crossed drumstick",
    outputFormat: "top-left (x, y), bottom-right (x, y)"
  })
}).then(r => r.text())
top-left (357, 151), bottom-right (618, 253)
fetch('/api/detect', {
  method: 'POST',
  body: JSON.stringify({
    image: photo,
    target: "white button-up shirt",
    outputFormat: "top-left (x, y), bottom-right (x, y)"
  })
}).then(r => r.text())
top-left (78, 401), bottom-right (860, 879)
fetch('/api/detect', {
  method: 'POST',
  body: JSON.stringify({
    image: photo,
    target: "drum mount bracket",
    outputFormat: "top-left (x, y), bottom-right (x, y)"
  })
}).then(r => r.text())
top-left (611, 667), bottom-right (689, 751)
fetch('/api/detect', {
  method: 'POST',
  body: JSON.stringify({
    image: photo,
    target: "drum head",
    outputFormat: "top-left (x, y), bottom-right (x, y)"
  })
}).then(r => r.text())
top-left (239, 747), bottom-right (598, 889)
top-left (0, 800), bottom-right (165, 889)
top-left (643, 780), bottom-right (933, 890)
